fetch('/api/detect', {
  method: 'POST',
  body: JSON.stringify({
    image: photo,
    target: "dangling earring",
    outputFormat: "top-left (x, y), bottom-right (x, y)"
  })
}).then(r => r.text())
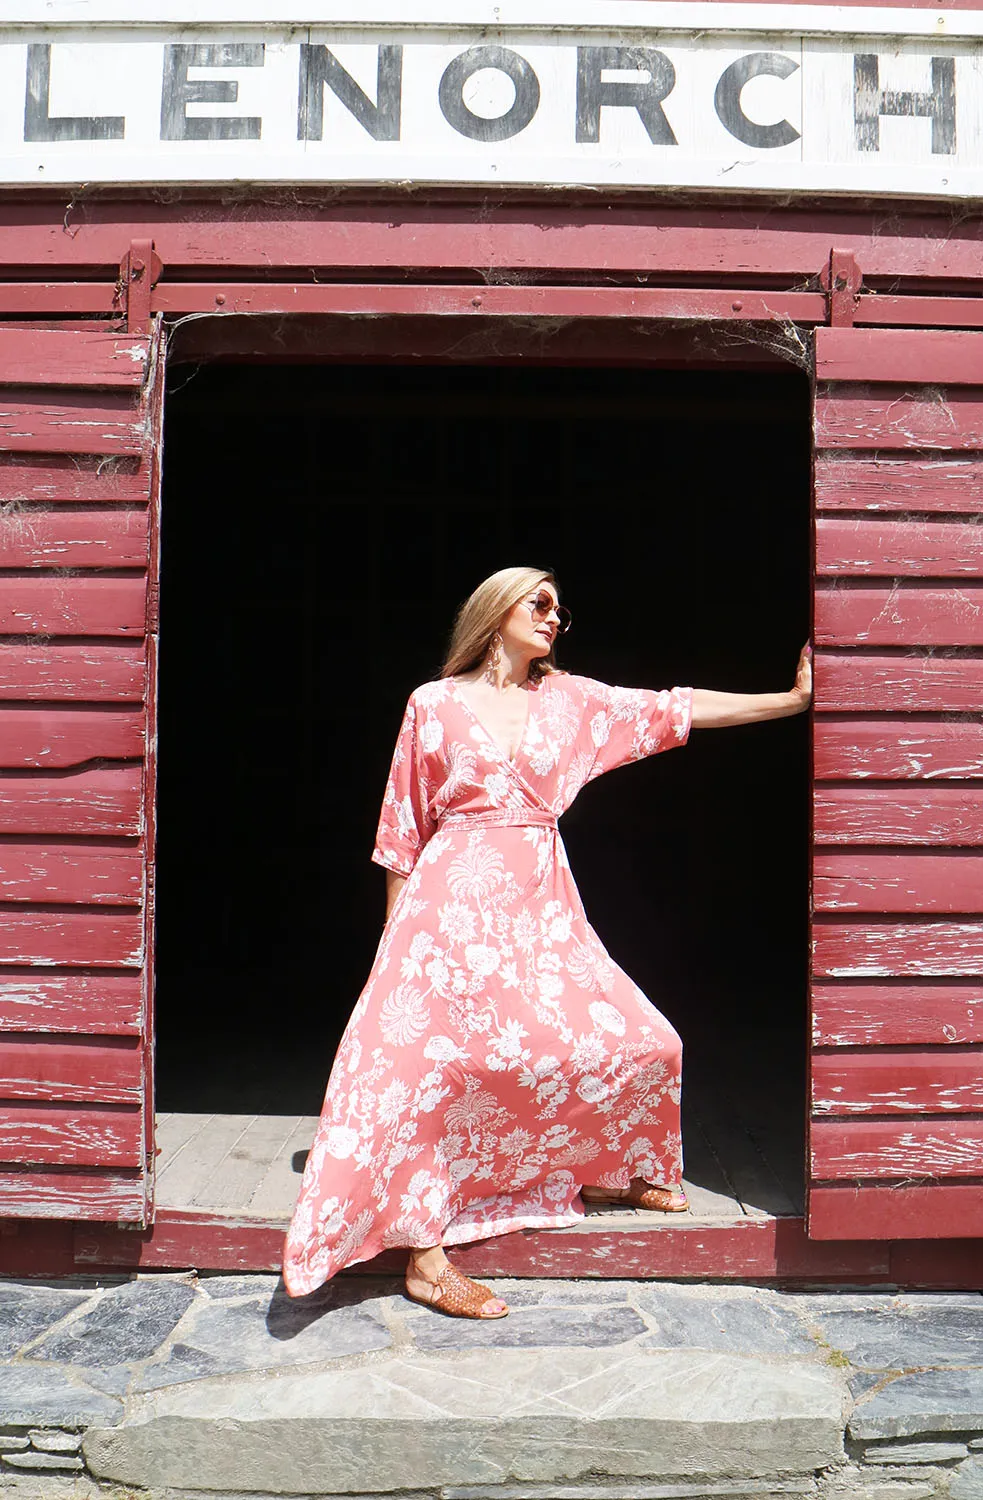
top-left (482, 631), bottom-right (504, 684)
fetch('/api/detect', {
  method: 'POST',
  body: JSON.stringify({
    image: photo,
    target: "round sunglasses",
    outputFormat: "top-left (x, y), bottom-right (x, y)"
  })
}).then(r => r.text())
top-left (526, 592), bottom-right (572, 636)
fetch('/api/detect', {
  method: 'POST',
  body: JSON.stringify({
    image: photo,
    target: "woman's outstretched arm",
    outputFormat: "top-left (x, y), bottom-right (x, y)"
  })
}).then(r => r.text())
top-left (690, 642), bottom-right (812, 729)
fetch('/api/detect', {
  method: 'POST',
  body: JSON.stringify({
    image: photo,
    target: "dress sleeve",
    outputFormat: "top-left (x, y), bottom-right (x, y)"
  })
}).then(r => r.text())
top-left (371, 693), bottom-right (438, 877)
top-left (582, 678), bottom-right (694, 779)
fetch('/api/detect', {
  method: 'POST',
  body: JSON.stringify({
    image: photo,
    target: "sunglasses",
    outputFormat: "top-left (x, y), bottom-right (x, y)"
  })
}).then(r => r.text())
top-left (526, 592), bottom-right (572, 636)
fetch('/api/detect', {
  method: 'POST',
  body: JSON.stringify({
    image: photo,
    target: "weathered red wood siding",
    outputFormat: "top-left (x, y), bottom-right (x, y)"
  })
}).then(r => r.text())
top-left (811, 327), bottom-right (983, 1242)
top-left (0, 324), bottom-right (163, 1224)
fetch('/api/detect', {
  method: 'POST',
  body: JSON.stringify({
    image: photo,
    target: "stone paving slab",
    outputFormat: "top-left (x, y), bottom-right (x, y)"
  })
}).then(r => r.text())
top-left (0, 1275), bottom-right (979, 1498)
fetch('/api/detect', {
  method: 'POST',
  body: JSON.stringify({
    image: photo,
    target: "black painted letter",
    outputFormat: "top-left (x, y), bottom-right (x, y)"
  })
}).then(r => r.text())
top-left (714, 53), bottom-right (800, 149)
top-left (438, 47), bottom-right (540, 142)
top-left (576, 47), bottom-right (676, 145)
top-left (25, 43), bottom-right (124, 141)
top-left (298, 45), bottom-right (402, 141)
top-left (854, 54), bottom-right (955, 154)
top-left (161, 44), bottom-right (263, 142)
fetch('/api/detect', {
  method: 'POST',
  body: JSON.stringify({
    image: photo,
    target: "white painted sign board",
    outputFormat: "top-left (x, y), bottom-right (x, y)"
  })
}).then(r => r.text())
top-left (1, 8), bottom-right (981, 197)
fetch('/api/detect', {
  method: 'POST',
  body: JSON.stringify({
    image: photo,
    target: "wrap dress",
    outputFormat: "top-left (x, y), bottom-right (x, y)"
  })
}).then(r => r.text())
top-left (282, 671), bottom-right (693, 1297)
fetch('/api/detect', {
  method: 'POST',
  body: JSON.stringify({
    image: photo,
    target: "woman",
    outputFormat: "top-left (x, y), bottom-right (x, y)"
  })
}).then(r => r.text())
top-left (282, 566), bottom-right (812, 1318)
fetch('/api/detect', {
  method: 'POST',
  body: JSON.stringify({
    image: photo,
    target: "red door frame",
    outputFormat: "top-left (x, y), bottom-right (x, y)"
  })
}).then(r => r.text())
top-left (1, 194), bottom-right (981, 1287)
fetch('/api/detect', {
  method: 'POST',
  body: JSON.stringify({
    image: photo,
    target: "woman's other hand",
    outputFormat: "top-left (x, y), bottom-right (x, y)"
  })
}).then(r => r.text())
top-left (790, 641), bottom-right (812, 714)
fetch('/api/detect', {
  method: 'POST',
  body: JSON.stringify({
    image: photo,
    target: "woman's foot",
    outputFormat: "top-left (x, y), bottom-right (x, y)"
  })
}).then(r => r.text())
top-left (581, 1178), bottom-right (688, 1213)
top-left (405, 1246), bottom-right (509, 1319)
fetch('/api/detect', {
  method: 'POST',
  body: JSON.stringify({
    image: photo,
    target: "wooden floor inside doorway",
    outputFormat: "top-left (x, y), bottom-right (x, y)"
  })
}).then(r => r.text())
top-left (155, 1075), bottom-right (805, 1225)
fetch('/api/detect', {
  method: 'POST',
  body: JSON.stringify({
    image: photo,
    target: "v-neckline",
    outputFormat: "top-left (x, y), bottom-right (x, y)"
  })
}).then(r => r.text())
top-left (452, 678), bottom-right (532, 765)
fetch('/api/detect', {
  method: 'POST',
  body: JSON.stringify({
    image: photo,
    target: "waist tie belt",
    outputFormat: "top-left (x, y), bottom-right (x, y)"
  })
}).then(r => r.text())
top-left (437, 809), bottom-right (558, 833)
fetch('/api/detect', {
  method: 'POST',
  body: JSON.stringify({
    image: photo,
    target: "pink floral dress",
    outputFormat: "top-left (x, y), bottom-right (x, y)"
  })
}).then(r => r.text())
top-left (282, 672), bottom-right (693, 1297)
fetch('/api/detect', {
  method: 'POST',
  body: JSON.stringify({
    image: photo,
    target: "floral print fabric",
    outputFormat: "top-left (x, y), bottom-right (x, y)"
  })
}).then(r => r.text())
top-left (282, 672), bottom-right (693, 1296)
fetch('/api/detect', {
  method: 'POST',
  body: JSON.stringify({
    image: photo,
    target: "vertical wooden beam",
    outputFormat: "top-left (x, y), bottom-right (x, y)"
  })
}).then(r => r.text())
top-left (823, 249), bottom-right (862, 328)
top-left (119, 240), bottom-right (161, 335)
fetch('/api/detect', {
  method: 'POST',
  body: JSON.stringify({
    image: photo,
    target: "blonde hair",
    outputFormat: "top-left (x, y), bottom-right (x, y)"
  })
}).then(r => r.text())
top-left (441, 566), bottom-right (561, 682)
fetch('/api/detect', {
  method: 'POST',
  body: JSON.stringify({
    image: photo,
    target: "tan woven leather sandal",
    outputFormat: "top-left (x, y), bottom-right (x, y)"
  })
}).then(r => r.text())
top-left (582, 1182), bottom-right (689, 1213)
top-left (405, 1262), bottom-right (510, 1319)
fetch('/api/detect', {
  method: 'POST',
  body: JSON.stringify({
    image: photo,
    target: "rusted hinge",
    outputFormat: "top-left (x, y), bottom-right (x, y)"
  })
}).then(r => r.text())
top-left (119, 238), bottom-right (163, 334)
top-left (821, 248), bottom-right (862, 328)
top-left (146, 582), bottom-right (160, 633)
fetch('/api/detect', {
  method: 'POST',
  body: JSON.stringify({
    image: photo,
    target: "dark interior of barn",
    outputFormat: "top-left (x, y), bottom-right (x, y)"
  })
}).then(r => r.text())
top-left (154, 357), bottom-right (812, 1212)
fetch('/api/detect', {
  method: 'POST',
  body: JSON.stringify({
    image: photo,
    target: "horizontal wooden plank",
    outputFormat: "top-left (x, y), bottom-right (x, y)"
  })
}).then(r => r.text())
top-left (0, 329), bottom-right (147, 389)
top-left (0, 1035), bottom-right (142, 1104)
top-left (809, 1182), bottom-right (983, 1241)
top-left (0, 643), bottom-right (146, 702)
top-left (0, 1102), bottom-right (142, 1167)
top-left (813, 717), bottom-right (983, 780)
top-left (815, 851), bottom-right (983, 914)
top-left (814, 786), bottom-right (983, 846)
top-left (0, 970), bottom-right (142, 1033)
top-left (75, 1207), bottom-right (889, 1280)
top-left (812, 981), bottom-right (983, 1047)
top-left (0, 392), bottom-right (146, 457)
top-left (816, 584), bottom-right (983, 648)
top-left (861, 296), bottom-right (983, 331)
top-left (0, 910), bottom-right (143, 966)
top-left (812, 1117), bottom-right (983, 1179)
top-left (816, 328), bottom-right (983, 386)
top-left (0, 1167), bottom-right (145, 1222)
top-left (0, 454), bottom-right (147, 504)
top-left (813, 919), bottom-right (983, 978)
top-left (817, 519), bottom-right (983, 579)
top-left (816, 389), bottom-right (983, 452)
top-left (813, 1047), bottom-right (983, 1115)
top-left (0, 507), bottom-right (149, 568)
top-left (0, 707), bottom-right (144, 769)
top-left (154, 281), bottom-right (826, 324)
top-left (0, 577), bottom-right (146, 637)
top-left (0, 843), bottom-right (143, 905)
top-left (815, 456), bottom-right (983, 514)
top-left (816, 653), bottom-right (983, 713)
top-left (0, 287), bottom-right (118, 318)
top-left (0, 767), bottom-right (142, 836)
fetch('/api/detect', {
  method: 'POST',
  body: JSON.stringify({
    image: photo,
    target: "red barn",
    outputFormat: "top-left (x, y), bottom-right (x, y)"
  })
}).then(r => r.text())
top-left (0, 2), bottom-right (980, 1287)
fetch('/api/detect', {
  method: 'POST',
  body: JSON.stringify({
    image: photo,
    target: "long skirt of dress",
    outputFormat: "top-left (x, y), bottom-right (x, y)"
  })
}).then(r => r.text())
top-left (281, 674), bottom-right (691, 1298)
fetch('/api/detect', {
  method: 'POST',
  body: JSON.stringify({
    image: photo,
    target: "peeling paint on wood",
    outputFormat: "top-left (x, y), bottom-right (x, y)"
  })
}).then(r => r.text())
top-left (812, 981), bottom-right (983, 1046)
top-left (0, 507), bottom-right (150, 568)
top-left (816, 388), bottom-right (983, 451)
top-left (0, 1168), bottom-right (146, 1221)
top-left (0, 971), bottom-right (142, 1033)
top-left (0, 453), bottom-right (147, 504)
top-left (814, 717), bottom-right (983, 780)
top-left (0, 1103), bottom-right (142, 1167)
top-left (0, 1035), bottom-right (142, 1104)
top-left (0, 767), bottom-right (142, 836)
top-left (816, 454), bottom-right (983, 512)
top-left (814, 918), bottom-right (983, 977)
top-left (814, 785), bottom-right (983, 845)
top-left (815, 850), bottom-right (983, 913)
top-left (0, 910), bottom-right (143, 966)
top-left (0, 330), bottom-right (148, 389)
top-left (812, 1117), bottom-right (983, 1178)
top-left (0, 577), bottom-right (147, 636)
top-left (0, 843), bottom-right (143, 905)
top-left (0, 643), bottom-right (147, 702)
top-left (815, 652), bottom-right (983, 713)
top-left (815, 582), bottom-right (983, 647)
top-left (816, 519), bottom-right (983, 578)
top-left (0, 707), bottom-right (145, 769)
top-left (813, 1047), bottom-right (983, 1114)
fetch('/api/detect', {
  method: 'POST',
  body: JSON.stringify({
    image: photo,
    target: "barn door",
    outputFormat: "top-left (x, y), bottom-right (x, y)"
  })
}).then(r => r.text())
top-left (810, 327), bottom-right (983, 1240)
top-left (0, 321), bottom-right (165, 1227)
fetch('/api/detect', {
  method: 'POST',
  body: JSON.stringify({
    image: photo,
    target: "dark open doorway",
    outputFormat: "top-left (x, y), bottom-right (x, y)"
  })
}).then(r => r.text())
top-left (154, 357), bottom-right (811, 1213)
